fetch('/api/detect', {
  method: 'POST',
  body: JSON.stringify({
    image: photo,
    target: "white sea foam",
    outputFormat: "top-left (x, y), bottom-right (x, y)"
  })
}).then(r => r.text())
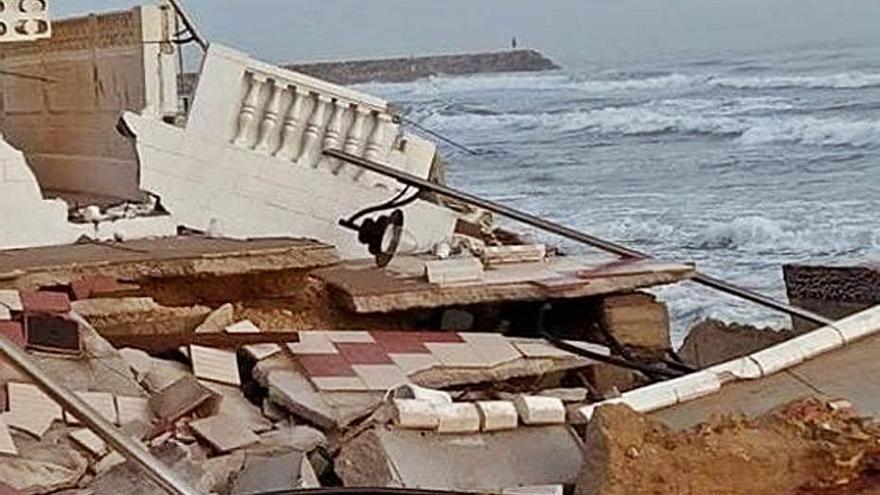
top-left (713, 72), bottom-right (880, 90)
top-left (737, 117), bottom-right (880, 147)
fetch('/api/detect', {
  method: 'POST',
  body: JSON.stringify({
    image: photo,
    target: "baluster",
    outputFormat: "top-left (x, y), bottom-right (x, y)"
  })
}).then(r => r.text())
top-left (274, 87), bottom-right (306, 160)
top-left (335, 105), bottom-right (369, 176)
top-left (319, 99), bottom-right (346, 172)
top-left (358, 112), bottom-right (394, 181)
top-left (254, 80), bottom-right (283, 153)
top-left (232, 74), bottom-right (265, 147)
top-left (296, 93), bottom-right (330, 167)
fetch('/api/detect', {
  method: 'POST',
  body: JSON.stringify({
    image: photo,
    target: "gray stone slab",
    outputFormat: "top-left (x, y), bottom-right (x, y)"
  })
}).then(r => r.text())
top-left (339, 425), bottom-right (583, 492)
top-left (232, 451), bottom-right (303, 495)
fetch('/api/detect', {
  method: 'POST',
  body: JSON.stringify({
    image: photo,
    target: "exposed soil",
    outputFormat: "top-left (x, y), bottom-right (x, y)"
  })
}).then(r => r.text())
top-left (577, 398), bottom-right (880, 495)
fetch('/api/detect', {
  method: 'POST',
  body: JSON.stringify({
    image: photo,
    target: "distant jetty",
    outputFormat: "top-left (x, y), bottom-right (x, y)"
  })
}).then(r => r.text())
top-left (283, 49), bottom-right (560, 85)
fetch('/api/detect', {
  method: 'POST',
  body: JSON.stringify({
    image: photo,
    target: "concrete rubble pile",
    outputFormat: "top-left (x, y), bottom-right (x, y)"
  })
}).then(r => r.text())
top-left (1, 3), bottom-right (879, 495)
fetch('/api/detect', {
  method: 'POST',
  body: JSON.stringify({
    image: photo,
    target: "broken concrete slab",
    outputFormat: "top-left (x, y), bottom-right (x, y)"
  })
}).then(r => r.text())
top-left (0, 416), bottom-right (17, 456)
top-left (514, 396), bottom-right (566, 426)
top-left (69, 428), bottom-right (109, 458)
top-left (190, 414), bottom-right (260, 453)
top-left (0, 426), bottom-right (89, 494)
top-left (338, 425), bottom-right (583, 491)
top-left (231, 450), bottom-right (303, 495)
top-left (148, 374), bottom-right (216, 426)
top-left (0, 407), bottom-right (55, 439)
top-left (199, 381), bottom-right (273, 433)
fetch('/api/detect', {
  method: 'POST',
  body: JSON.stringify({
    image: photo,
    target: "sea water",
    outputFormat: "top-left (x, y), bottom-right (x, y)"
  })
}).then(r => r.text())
top-left (355, 42), bottom-right (880, 344)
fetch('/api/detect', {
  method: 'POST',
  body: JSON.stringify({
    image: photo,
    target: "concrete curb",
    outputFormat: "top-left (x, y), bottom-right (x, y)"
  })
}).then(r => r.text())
top-left (579, 305), bottom-right (880, 421)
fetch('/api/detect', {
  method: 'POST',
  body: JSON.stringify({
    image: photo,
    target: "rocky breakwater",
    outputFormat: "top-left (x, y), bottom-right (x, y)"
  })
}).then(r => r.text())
top-left (284, 49), bottom-right (560, 85)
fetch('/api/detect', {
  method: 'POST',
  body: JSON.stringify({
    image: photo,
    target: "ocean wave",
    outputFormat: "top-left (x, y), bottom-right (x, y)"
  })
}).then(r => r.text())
top-left (712, 72), bottom-right (880, 89)
top-left (737, 117), bottom-right (880, 147)
top-left (417, 102), bottom-right (879, 148)
top-left (696, 216), bottom-right (878, 255)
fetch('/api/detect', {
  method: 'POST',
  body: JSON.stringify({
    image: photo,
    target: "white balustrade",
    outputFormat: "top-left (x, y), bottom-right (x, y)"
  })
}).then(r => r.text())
top-left (198, 45), bottom-right (432, 188)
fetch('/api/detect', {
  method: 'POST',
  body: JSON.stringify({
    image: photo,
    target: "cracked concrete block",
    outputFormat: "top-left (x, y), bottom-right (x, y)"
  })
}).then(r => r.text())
top-left (514, 396), bottom-right (565, 426)
top-left (436, 403), bottom-right (481, 433)
top-left (476, 401), bottom-right (519, 431)
top-left (394, 399), bottom-right (439, 430)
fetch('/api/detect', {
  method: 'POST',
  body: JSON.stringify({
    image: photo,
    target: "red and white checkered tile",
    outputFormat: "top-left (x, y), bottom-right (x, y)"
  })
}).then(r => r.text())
top-left (286, 331), bottom-right (588, 392)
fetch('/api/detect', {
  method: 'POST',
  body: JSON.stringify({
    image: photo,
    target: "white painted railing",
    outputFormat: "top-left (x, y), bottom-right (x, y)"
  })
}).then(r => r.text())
top-left (189, 45), bottom-right (418, 188)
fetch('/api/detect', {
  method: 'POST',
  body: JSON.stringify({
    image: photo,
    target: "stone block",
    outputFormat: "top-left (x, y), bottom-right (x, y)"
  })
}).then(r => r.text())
top-left (436, 403), bottom-right (481, 433)
top-left (476, 401), bottom-right (519, 431)
top-left (600, 292), bottom-right (670, 350)
top-left (394, 399), bottom-right (439, 430)
top-left (514, 396), bottom-right (565, 426)
top-left (24, 315), bottom-right (81, 354)
top-left (352, 364), bottom-right (410, 391)
top-left (425, 257), bottom-right (484, 285)
top-left (191, 414), bottom-right (260, 453)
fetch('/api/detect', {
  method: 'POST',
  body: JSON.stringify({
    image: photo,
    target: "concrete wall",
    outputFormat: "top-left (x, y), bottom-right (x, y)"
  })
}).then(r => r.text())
top-left (0, 4), bottom-right (179, 201)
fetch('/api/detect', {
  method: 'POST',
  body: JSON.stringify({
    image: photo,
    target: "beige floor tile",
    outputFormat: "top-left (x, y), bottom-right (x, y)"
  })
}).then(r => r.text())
top-left (310, 376), bottom-right (368, 392)
top-left (0, 416), bottom-right (17, 456)
top-left (190, 346), bottom-right (241, 386)
top-left (352, 364), bottom-right (410, 391)
top-left (389, 353), bottom-right (441, 376)
top-left (425, 342), bottom-right (488, 368)
top-left (7, 382), bottom-right (63, 420)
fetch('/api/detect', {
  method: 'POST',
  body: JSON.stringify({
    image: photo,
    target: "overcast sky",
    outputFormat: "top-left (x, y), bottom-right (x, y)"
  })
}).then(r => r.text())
top-left (57, 1), bottom-right (880, 68)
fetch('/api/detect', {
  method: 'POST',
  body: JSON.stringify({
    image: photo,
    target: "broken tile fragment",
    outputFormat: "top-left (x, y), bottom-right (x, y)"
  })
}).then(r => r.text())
top-left (20, 291), bottom-right (71, 314)
top-left (389, 352), bottom-right (440, 376)
top-left (7, 382), bottom-right (63, 420)
top-left (425, 257), bottom-right (484, 285)
top-left (314, 330), bottom-right (375, 343)
top-left (70, 428), bottom-right (108, 457)
top-left (425, 342), bottom-right (486, 368)
top-left (1, 407), bottom-right (56, 439)
top-left (116, 396), bottom-right (153, 426)
top-left (352, 364), bottom-right (410, 391)
top-left (65, 391), bottom-right (118, 425)
top-left (0, 322), bottom-right (25, 348)
top-left (25, 315), bottom-right (81, 354)
top-left (224, 319), bottom-right (282, 361)
top-left (190, 414), bottom-right (260, 453)
top-left (335, 342), bottom-right (394, 365)
top-left (0, 290), bottom-right (23, 312)
top-left (190, 345), bottom-right (241, 385)
top-left (0, 415), bottom-right (18, 456)
top-left (287, 332), bottom-right (338, 355)
top-left (297, 354), bottom-right (355, 378)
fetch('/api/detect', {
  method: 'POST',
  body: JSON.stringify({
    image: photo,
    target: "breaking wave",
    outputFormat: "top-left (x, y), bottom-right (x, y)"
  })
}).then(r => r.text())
top-left (712, 72), bottom-right (880, 89)
top-left (419, 103), bottom-right (880, 148)
top-left (696, 216), bottom-right (878, 255)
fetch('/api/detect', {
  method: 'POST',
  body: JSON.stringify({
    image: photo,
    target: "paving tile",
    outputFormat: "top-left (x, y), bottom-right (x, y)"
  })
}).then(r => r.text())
top-left (0, 290), bottom-right (23, 312)
top-left (287, 332), bottom-right (338, 354)
top-left (148, 374), bottom-right (216, 422)
top-left (313, 330), bottom-right (375, 343)
top-left (7, 382), bottom-right (63, 421)
top-left (416, 332), bottom-right (465, 343)
top-left (0, 322), bottom-right (25, 348)
top-left (425, 342), bottom-right (488, 368)
top-left (20, 291), bottom-right (71, 314)
top-left (310, 376), bottom-right (368, 392)
top-left (190, 414), bottom-right (260, 453)
top-left (1, 408), bottom-right (55, 439)
top-left (0, 306), bottom-right (9, 321)
top-left (389, 353), bottom-right (441, 376)
top-left (223, 320), bottom-right (282, 361)
top-left (190, 345), bottom-right (241, 385)
top-left (458, 332), bottom-right (509, 345)
top-left (296, 354), bottom-right (356, 377)
top-left (371, 331), bottom-right (431, 354)
top-left (69, 428), bottom-right (108, 457)
top-left (0, 416), bottom-right (17, 456)
top-left (224, 320), bottom-right (262, 334)
top-left (471, 341), bottom-right (523, 367)
top-left (352, 364), bottom-right (410, 391)
top-left (514, 342), bottom-right (575, 359)
top-left (65, 391), bottom-right (118, 425)
top-left (335, 342), bottom-right (394, 365)
top-left (116, 396), bottom-right (153, 426)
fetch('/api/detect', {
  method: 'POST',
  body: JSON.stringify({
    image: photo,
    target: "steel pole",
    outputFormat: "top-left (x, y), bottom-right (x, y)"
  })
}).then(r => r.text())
top-left (0, 336), bottom-right (202, 495)
top-left (324, 148), bottom-right (835, 327)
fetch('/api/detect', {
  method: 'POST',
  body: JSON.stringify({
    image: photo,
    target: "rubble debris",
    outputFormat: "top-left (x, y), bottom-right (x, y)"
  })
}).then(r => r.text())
top-left (64, 392), bottom-right (117, 426)
top-left (679, 318), bottom-right (795, 367)
top-left (338, 425), bottom-right (583, 491)
top-left (199, 381), bottom-right (273, 434)
top-left (0, 425), bottom-right (89, 494)
top-left (147, 374), bottom-right (217, 428)
top-left (514, 396), bottom-right (566, 425)
top-left (503, 485), bottom-right (564, 495)
top-left (481, 244), bottom-right (547, 266)
top-left (599, 292), bottom-right (670, 350)
top-left (114, 396), bottom-right (153, 427)
top-left (231, 450), bottom-right (303, 495)
top-left (6, 382), bottom-right (63, 421)
top-left (189, 345), bottom-right (241, 386)
top-left (576, 399), bottom-right (880, 495)
top-left (190, 414), bottom-right (260, 453)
